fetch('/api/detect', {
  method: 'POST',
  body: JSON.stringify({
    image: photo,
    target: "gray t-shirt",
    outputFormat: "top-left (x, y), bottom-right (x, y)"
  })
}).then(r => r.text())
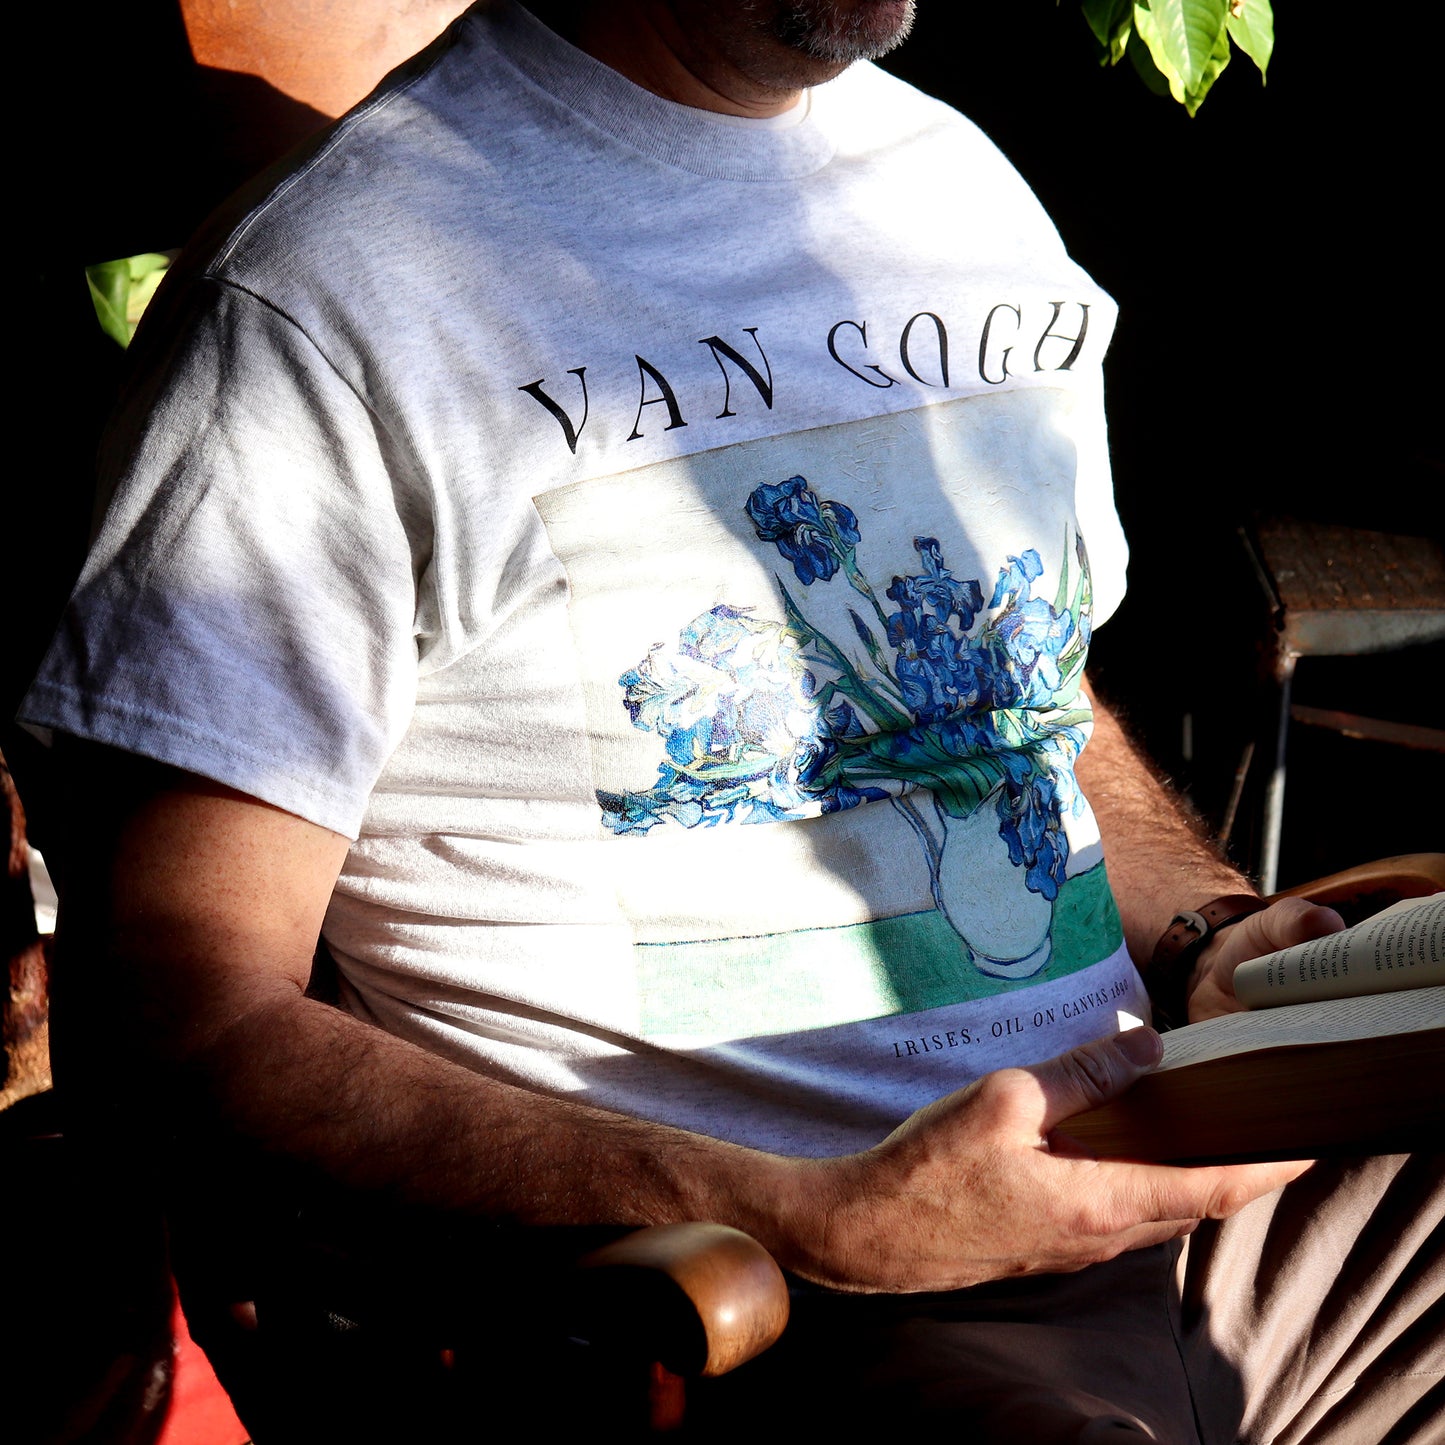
top-left (24, 1), bottom-right (1145, 1155)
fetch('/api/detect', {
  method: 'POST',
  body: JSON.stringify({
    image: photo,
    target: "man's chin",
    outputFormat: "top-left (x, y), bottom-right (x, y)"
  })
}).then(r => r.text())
top-left (773, 0), bottom-right (918, 66)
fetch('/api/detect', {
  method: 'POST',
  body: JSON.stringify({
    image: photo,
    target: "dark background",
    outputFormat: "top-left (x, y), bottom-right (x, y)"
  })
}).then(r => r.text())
top-left (10, 1), bottom-right (1443, 885)
top-left (883, 2), bottom-right (1445, 885)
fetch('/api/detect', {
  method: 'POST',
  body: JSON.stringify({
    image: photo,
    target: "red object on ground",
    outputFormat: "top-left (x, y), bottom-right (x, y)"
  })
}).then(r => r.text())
top-left (154, 1296), bottom-right (250, 1445)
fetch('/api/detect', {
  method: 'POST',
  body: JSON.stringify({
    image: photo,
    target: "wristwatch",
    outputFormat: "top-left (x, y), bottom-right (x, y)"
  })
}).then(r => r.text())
top-left (1147, 893), bottom-right (1267, 1030)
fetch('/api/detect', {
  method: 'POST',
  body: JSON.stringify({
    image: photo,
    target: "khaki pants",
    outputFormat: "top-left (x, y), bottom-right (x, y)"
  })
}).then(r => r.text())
top-left (692, 1155), bottom-right (1445, 1443)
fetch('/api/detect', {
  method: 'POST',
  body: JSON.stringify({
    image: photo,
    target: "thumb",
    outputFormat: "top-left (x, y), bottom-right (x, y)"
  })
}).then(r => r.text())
top-left (1028, 1027), bottom-right (1163, 1132)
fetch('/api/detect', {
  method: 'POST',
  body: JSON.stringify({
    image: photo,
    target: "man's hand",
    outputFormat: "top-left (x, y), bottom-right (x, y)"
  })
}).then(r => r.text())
top-left (778, 1028), bottom-right (1310, 1295)
top-left (1185, 897), bottom-right (1346, 1023)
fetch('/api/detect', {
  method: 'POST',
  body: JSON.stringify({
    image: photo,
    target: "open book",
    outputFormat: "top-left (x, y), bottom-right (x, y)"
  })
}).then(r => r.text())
top-left (1063, 895), bottom-right (1445, 1164)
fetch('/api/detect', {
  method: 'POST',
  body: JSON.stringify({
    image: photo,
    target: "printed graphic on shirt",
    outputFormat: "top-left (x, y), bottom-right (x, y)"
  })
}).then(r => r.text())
top-left (534, 391), bottom-right (1126, 1047)
top-left (606, 495), bottom-right (1091, 967)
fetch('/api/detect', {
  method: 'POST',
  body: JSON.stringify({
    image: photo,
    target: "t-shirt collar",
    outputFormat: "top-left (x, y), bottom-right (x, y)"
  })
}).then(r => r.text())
top-left (481, 0), bottom-right (840, 180)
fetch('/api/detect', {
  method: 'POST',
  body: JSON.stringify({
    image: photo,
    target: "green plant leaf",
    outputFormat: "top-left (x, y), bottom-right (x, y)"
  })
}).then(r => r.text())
top-left (1107, 18), bottom-right (1133, 64)
top-left (84, 252), bottom-right (174, 348)
top-left (1127, 19), bottom-right (1173, 94)
top-left (1226, 0), bottom-right (1273, 79)
top-left (1127, 3), bottom-right (1184, 99)
top-left (85, 259), bottom-right (131, 349)
top-left (1142, 0), bottom-right (1229, 94)
top-left (1083, 0), bottom-right (1125, 47)
top-left (126, 266), bottom-right (170, 333)
top-left (1083, 0), bottom-right (1134, 62)
top-left (1182, 17), bottom-right (1231, 115)
top-left (125, 251), bottom-right (171, 283)
top-left (1082, 0), bottom-right (1135, 64)
top-left (1100, 0), bottom-right (1271, 109)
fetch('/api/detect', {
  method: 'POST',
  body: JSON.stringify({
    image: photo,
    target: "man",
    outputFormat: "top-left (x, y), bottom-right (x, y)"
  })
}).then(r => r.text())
top-left (23, 1), bottom-right (1442, 1438)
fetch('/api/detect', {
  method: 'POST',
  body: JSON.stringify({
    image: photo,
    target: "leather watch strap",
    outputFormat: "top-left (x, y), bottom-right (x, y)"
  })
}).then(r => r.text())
top-left (1147, 892), bottom-right (1268, 1030)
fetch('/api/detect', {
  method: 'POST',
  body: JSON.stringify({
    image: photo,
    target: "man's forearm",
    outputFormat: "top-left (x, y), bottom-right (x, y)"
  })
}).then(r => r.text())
top-left (55, 747), bottom-right (1310, 1297)
top-left (162, 975), bottom-right (795, 1236)
top-left (52, 751), bottom-right (795, 1256)
top-left (56, 893), bottom-right (804, 1262)
top-left (1073, 683), bottom-right (1347, 1026)
top-left (1075, 682), bottom-right (1254, 965)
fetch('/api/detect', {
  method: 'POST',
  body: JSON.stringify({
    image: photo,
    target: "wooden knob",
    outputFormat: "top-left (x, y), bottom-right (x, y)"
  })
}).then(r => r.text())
top-left (577, 1222), bottom-right (790, 1377)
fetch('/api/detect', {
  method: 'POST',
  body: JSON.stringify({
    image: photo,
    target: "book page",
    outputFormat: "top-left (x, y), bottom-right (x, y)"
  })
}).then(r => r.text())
top-left (1155, 984), bottom-right (1445, 1071)
top-left (1232, 894), bottom-right (1445, 1008)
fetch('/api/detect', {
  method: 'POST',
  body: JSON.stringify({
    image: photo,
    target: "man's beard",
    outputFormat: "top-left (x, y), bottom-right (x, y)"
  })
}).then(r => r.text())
top-left (767, 0), bottom-right (917, 64)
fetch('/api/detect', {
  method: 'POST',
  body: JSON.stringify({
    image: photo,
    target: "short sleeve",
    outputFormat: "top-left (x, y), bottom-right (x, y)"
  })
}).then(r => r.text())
top-left (20, 279), bottom-right (425, 839)
top-left (1071, 365), bottom-right (1129, 630)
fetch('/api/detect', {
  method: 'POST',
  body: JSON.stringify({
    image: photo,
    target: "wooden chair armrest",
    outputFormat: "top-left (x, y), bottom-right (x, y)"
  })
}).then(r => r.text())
top-left (214, 1207), bottom-right (788, 1381)
top-left (1267, 852), bottom-right (1445, 923)
top-left (576, 1222), bottom-right (790, 1378)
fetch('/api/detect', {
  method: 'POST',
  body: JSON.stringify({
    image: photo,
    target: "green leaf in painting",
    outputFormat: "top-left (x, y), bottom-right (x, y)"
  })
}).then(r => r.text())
top-left (1226, 0), bottom-right (1273, 79)
top-left (1147, 0), bottom-right (1229, 94)
top-left (85, 259), bottom-right (131, 349)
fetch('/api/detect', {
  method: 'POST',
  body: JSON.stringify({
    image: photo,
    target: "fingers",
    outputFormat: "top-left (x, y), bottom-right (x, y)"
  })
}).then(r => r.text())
top-left (1190, 898), bottom-right (1347, 1020)
top-left (1025, 1028), bottom-right (1163, 1132)
top-left (832, 1055), bottom-right (1315, 1292)
top-left (1227, 897), bottom-right (1346, 962)
top-left (1019, 1032), bottom-right (1314, 1233)
top-left (1107, 1155), bottom-right (1314, 1226)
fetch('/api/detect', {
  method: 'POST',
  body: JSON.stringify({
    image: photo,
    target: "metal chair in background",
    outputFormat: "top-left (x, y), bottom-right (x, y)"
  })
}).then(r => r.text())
top-left (1227, 518), bottom-right (1445, 894)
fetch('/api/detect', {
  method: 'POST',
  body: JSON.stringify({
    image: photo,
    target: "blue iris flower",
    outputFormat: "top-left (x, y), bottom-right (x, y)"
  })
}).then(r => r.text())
top-left (745, 476), bottom-right (861, 585)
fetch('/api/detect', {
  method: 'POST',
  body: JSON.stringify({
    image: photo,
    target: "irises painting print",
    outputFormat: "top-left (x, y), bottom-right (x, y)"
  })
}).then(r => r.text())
top-left (598, 474), bottom-right (1094, 981)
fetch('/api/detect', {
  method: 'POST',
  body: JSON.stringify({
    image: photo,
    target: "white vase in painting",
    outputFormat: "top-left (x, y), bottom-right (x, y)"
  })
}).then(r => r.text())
top-left (931, 793), bottom-right (1052, 979)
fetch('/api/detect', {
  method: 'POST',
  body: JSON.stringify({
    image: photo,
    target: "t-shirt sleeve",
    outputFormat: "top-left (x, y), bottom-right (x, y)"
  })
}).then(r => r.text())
top-left (1071, 364), bottom-right (1129, 631)
top-left (20, 278), bottom-right (425, 839)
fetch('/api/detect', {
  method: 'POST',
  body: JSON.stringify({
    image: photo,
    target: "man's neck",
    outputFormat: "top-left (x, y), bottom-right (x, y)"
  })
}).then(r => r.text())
top-left (521, 1), bottom-right (830, 119)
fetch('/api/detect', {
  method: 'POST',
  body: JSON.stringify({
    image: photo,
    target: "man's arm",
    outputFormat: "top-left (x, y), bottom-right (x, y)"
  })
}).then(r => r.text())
top-left (54, 745), bottom-right (1309, 1296)
top-left (1076, 681), bottom-right (1344, 1022)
